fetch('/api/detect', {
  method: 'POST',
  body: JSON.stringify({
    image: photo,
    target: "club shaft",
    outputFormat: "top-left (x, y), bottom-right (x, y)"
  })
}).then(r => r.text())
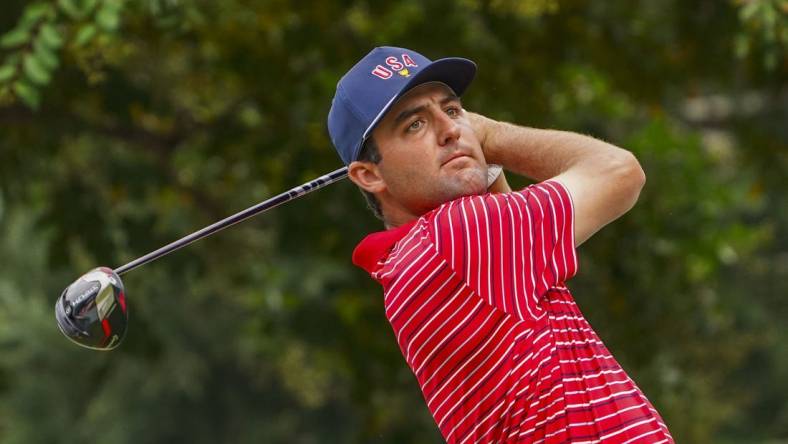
top-left (114, 167), bottom-right (348, 276)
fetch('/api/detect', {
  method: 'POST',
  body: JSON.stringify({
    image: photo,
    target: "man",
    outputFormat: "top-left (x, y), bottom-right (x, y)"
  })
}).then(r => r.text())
top-left (328, 46), bottom-right (673, 443)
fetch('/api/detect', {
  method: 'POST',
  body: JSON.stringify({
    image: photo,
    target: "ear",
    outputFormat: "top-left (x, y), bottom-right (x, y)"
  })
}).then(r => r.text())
top-left (348, 160), bottom-right (386, 194)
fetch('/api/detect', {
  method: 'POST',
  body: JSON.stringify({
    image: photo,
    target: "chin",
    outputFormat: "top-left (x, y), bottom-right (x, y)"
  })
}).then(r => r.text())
top-left (463, 166), bottom-right (488, 189)
top-left (449, 168), bottom-right (488, 198)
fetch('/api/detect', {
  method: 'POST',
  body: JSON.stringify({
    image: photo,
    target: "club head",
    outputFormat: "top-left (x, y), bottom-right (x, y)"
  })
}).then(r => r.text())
top-left (55, 267), bottom-right (128, 351)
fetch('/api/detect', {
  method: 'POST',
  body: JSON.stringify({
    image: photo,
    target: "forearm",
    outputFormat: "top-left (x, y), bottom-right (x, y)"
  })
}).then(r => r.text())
top-left (469, 112), bottom-right (646, 246)
top-left (469, 112), bottom-right (637, 181)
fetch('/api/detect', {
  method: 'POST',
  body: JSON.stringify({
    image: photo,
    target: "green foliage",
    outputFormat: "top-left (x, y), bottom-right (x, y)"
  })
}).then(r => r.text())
top-left (73, 23), bottom-right (98, 46)
top-left (736, 0), bottom-right (788, 70)
top-left (0, 29), bottom-right (31, 48)
top-left (12, 80), bottom-right (40, 108)
top-left (0, 64), bottom-right (14, 81)
top-left (39, 24), bottom-right (64, 48)
top-left (0, 0), bottom-right (128, 108)
top-left (0, 0), bottom-right (786, 443)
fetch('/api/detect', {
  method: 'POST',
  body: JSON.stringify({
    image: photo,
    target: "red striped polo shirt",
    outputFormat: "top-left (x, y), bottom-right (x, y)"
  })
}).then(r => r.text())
top-left (353, 181), bottom-right (673, 443)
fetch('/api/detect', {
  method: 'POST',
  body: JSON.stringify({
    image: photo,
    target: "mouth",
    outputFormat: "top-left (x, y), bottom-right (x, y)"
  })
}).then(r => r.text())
top-left (442, 153), bottom-right (471, 167)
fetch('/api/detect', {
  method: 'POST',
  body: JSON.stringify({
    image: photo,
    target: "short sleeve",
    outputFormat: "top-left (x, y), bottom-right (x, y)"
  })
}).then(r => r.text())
top-left (427, 180), bottom-right (578, 321)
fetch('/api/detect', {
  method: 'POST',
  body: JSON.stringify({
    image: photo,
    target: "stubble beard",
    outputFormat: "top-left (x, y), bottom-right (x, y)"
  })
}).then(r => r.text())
top-left (385, 162), bottom-right (488, 218)
top-left (439, 165), bottom-right (488, 203)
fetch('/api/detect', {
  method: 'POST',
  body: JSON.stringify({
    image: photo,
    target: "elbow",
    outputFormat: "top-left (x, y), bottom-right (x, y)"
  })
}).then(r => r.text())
top-left (625, 152), bottom-right (646, 193)
top-left (612, 151), bottom-right (646, 209)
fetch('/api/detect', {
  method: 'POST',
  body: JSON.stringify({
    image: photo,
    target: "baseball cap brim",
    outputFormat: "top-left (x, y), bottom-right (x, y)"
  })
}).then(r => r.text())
top-left (360, 57), bottom-right (477, 142)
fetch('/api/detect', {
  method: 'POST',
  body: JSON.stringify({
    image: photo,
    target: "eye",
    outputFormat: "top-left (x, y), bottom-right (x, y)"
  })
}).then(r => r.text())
top-left (407, 120), bottom-right (423, 132)
top-left (446, 106), bottom-right (460, 117)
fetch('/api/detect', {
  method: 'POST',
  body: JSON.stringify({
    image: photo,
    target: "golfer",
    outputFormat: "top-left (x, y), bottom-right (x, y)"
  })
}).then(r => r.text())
top-left (328, 46), bottom-right (673, 443)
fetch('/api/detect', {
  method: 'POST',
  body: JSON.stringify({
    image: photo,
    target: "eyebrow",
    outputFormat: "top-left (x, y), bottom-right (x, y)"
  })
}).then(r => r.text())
top-left (392, 93), bottom-right (462, 126)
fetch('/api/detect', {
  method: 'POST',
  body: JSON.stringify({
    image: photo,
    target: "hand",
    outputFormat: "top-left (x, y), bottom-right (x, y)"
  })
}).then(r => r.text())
top-left (467, 111), bottom-right (492, 155)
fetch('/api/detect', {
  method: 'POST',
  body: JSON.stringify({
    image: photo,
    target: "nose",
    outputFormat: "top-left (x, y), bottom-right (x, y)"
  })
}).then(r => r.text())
top-left (435, 112), bottom-right (461, 147)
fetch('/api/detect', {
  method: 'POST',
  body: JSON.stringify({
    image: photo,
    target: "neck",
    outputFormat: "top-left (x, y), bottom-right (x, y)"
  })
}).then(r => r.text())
top-left (380, 197), bottom-right (421, 229)
top-left (383, 212), bottom-right (417, 230)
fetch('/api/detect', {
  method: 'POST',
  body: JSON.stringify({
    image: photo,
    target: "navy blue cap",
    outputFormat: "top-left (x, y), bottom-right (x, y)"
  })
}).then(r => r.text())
top-left (328, 46), bottom-right (476, 165)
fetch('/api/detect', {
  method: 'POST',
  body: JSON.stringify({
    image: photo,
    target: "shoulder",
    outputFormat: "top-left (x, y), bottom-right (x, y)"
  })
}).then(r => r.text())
top-left (368, 219), bottom-right (438, 286)
top-left (425, 181), bottom-right (569, 225)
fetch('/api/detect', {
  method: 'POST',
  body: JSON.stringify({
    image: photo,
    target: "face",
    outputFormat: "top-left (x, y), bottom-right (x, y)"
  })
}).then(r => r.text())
top-left (353, 82), bottom-right (488, 221)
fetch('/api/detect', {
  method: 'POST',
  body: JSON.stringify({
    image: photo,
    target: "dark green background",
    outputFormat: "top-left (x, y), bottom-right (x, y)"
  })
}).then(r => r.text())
top-left (1, 0), bottom-right (786, 442)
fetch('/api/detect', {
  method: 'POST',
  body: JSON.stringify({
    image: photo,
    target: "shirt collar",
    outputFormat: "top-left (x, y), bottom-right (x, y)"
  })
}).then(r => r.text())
top-left (352, 220), bottom-right (418, 274)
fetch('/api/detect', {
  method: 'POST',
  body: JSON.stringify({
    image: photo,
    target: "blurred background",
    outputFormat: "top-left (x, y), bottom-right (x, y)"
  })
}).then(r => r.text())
top-left (0, 0), bottom-right (786, 442)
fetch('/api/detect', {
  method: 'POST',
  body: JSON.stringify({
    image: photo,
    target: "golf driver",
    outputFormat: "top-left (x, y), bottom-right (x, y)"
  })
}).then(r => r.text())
top-left (54, 164), bottom-right (503, 351)
top-left (55, 167), bottom-right (349, 351)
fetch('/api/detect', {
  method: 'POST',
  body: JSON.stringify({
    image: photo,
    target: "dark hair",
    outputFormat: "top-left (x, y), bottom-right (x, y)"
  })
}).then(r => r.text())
top-left (357, 137), bottom-right (384, 221)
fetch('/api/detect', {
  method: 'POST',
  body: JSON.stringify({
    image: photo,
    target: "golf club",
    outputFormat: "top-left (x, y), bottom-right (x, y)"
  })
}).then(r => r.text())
top-left (54, 167), bottom-right (349, 351)
top-left (54, 164), bottom-right (503, 351)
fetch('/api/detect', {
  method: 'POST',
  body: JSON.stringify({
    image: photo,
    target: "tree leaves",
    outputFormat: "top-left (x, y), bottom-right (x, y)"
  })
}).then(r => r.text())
top-left (58, 0), bottom-right (88, 20)
top-left (0, 0), bottom-right (786, 442)
top-left (39, 24), bottom-right (64, 49)
top-left (96, 2), bottom-right (121, 32)
top-left (735, 0), bottom-right (788, 71)
top-left (0, 29), bottom-right (30, 49)
top-left (12, 80), bottom-right (40, 108)
top-left (32, 39), bottom-right (59, 70)
top-left (74, 23), bottom-right (97, 46)
top-left (22, 54), bottom-right (50, 85)
top-left (0, 64), bottom-right (15, 82)
top-left (0, 0), bottom-right (128, 109)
